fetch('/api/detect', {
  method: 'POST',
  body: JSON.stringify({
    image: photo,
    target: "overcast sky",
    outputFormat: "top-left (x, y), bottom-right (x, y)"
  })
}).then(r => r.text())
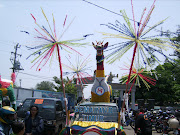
top-left (0, 0), bottom-right (179, 89)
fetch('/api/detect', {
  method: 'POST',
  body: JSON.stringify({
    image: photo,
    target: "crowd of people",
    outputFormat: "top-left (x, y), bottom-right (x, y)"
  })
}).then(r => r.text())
top-left (0, 97), bottom-right (44, 135)
top-left (125, 107), bottom-right (180, 135)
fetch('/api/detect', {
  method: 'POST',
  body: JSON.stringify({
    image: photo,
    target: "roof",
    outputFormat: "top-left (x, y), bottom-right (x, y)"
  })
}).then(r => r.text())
top-left (25, 97), bottom-right (62, 101)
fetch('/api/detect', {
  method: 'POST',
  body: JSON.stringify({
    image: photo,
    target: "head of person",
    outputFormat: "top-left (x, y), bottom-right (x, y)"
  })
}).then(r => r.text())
top-left (0, 106), bottom-right (15, 124)
top-left (140, 108), bottom-right (144, 113)
top-left (30, 105), bottom-right (39, 117)
top-left (11, 121), bottom-right (25, 135)
top-left (2, 96), bottom-right (10, 106)
top-left (133, 110), bottom-right (139, 118)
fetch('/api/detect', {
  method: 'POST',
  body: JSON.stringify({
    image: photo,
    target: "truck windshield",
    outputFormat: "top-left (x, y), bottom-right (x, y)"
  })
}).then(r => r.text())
top-left (74, 105), bottom-right (118, 122)
top-left (42, 100), bottom-right (55, 109)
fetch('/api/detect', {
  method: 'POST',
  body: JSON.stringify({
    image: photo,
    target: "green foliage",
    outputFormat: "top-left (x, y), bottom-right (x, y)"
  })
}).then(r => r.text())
top-left (170, 25), bottom-right (180, 58)
top-left (35, 81), bottom-right (55, 91)
top-left (135, 60), bottom-right (180, 105)
top-left (53, 76), bottom-right (77, 96)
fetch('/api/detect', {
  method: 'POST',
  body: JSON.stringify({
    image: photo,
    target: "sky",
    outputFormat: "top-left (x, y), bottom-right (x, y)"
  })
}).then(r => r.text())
top-left (0, 0), bottom-right (180, 89)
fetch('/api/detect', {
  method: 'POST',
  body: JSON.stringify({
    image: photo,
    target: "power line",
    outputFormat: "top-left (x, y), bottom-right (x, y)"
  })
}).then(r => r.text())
top-left (82, 0), bottom-right (178, 36)
top-left (18, 71), bottom-right (54, 79)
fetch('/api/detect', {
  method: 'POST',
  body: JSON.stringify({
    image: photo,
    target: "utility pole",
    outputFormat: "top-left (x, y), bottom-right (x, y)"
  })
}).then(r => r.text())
top-left (10, 43), bottom-right (24, 85)
top-left (10, 43), bottom-right (24, 72)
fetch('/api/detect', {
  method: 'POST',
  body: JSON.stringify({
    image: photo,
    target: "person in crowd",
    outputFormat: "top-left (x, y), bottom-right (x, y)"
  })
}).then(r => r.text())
top-left (11, 121), bottom-right (25, 135)
top-left (0, 106), bottom-right (16, 135)
top-left (2, 96), bottom-right (11, 107)
top-left (24, 105), bottom-right (44, 135)
top-left (175, 109), bottom-right (180, 121)
top-left (135, 108), bottom-right (152, 135)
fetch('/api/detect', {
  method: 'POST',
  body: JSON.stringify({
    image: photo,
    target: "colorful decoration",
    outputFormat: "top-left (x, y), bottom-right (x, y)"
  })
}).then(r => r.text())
top-left (23, 9), bottom-right (87, 71)
top-left (0, 75), bottom-right (16, 110)
top-left (22, 8), bottom-right (87, 126)
top-left (91, 41), bottom-right (110, 102)
top-left (120, 63), bottom-right (156, 90)
top-left (59, 121), bottom-right (118, 135)
top-left (100, 3), bottom-right (180, 66)
top-left (62, 54), bottom-right (93, 100)
top-left (11, 72), bottom-right (16, 84)
top-left (71, 121), bottom-right (118, 135)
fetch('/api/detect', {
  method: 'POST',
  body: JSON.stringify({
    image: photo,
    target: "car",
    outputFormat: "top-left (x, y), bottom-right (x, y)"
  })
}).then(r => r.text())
top-left (17, 97), bottom-right (66, 135)
top-left (67, 101), bottom-right (123, 135)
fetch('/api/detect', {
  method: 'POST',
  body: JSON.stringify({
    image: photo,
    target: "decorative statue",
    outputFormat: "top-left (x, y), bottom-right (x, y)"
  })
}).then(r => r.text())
top-left (91, 41), bottom-right (110, 102)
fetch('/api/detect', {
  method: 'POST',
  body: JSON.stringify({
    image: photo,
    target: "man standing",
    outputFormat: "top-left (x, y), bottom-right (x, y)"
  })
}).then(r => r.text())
top-left (135, 108), bottom-right (152, 135)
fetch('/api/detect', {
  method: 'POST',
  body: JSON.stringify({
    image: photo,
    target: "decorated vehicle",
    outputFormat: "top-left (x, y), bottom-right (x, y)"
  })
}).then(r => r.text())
top-left (59, 42), bottom-right (126, 135)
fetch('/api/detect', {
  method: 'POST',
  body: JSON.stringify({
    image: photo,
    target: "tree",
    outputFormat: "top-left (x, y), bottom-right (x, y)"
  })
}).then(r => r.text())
top-left (53, 76), bottom-right (77, 96)
top-left (35, 81), bottom-right (55, 91)
top-left (135, 60), bottom-right (180, 105)
top-left (168, 25), bottom-right (180, 58)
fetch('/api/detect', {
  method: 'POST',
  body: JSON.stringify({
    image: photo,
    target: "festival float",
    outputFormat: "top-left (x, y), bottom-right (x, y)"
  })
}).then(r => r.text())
top-left (59, 41), bottom-right (126, 135)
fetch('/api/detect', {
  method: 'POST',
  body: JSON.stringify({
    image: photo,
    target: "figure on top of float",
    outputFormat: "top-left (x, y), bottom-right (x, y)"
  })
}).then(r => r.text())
top-left (91, 41), bottom-right (111, 103)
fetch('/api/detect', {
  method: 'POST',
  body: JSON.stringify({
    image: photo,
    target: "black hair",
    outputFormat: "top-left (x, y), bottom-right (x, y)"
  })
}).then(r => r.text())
top-left (140, 107), bottom-right (144, 113)
top-left (2, 96), bottom-right (10, 106)
top-left (29, 105), bottom-right (39, 115)
top-left (11, 121), bottom-right (25, 134)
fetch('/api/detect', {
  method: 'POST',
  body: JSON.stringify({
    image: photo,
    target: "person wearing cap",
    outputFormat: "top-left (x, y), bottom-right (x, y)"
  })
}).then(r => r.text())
top-left (0, 106), bottom-right (16, 135)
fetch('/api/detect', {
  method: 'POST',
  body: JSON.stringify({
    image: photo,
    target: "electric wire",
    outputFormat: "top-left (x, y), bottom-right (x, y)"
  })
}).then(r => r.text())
top-left (82, 0), bottom-right (178, 36)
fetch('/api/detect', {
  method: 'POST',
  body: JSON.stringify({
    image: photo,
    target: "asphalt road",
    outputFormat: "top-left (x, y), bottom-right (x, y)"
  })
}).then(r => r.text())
top-left (122, 125), bottom-right (175, 135)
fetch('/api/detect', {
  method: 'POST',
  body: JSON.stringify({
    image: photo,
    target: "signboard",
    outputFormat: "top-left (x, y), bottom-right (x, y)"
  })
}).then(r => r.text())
top-left (34, 99), bottom-right (44, 104)
top-left (75, 105), bottom-right (118, 122)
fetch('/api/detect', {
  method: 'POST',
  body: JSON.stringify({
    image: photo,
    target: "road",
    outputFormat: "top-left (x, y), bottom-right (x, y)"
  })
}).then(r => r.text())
top-left (122, 125), bottom-right (174, 135)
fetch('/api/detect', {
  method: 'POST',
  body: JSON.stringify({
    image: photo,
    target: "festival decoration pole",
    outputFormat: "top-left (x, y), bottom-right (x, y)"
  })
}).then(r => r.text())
top-left (62, 54), bottom-right (92, 102)
top-left (22, 9), bottom-right (88, 129)
top-left (56, 43), bottom-right (69, 127)
top-left (121, 42), bottom-right (138, 116)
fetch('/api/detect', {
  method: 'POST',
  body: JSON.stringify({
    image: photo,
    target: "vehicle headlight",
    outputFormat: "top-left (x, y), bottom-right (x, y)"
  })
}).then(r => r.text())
top-left (46, 120), bottom-right (56, 126)
top-left (17, 118), bottom-right (24, 122)
top-left (47, 121), bottom-right (53, 125)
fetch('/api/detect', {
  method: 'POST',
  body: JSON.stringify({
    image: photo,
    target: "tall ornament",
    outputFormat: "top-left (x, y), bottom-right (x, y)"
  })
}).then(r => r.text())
top-left (91, 41), bottom-right (110, 102)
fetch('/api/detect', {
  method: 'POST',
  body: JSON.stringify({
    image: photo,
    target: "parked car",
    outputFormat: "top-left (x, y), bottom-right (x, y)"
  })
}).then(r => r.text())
top-left (17, 97), bottom-right (66, 135)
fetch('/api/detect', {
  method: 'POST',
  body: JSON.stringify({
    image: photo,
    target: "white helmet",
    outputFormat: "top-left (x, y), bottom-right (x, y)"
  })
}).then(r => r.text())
top-left (168, 118), bottom-right (179, 129)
